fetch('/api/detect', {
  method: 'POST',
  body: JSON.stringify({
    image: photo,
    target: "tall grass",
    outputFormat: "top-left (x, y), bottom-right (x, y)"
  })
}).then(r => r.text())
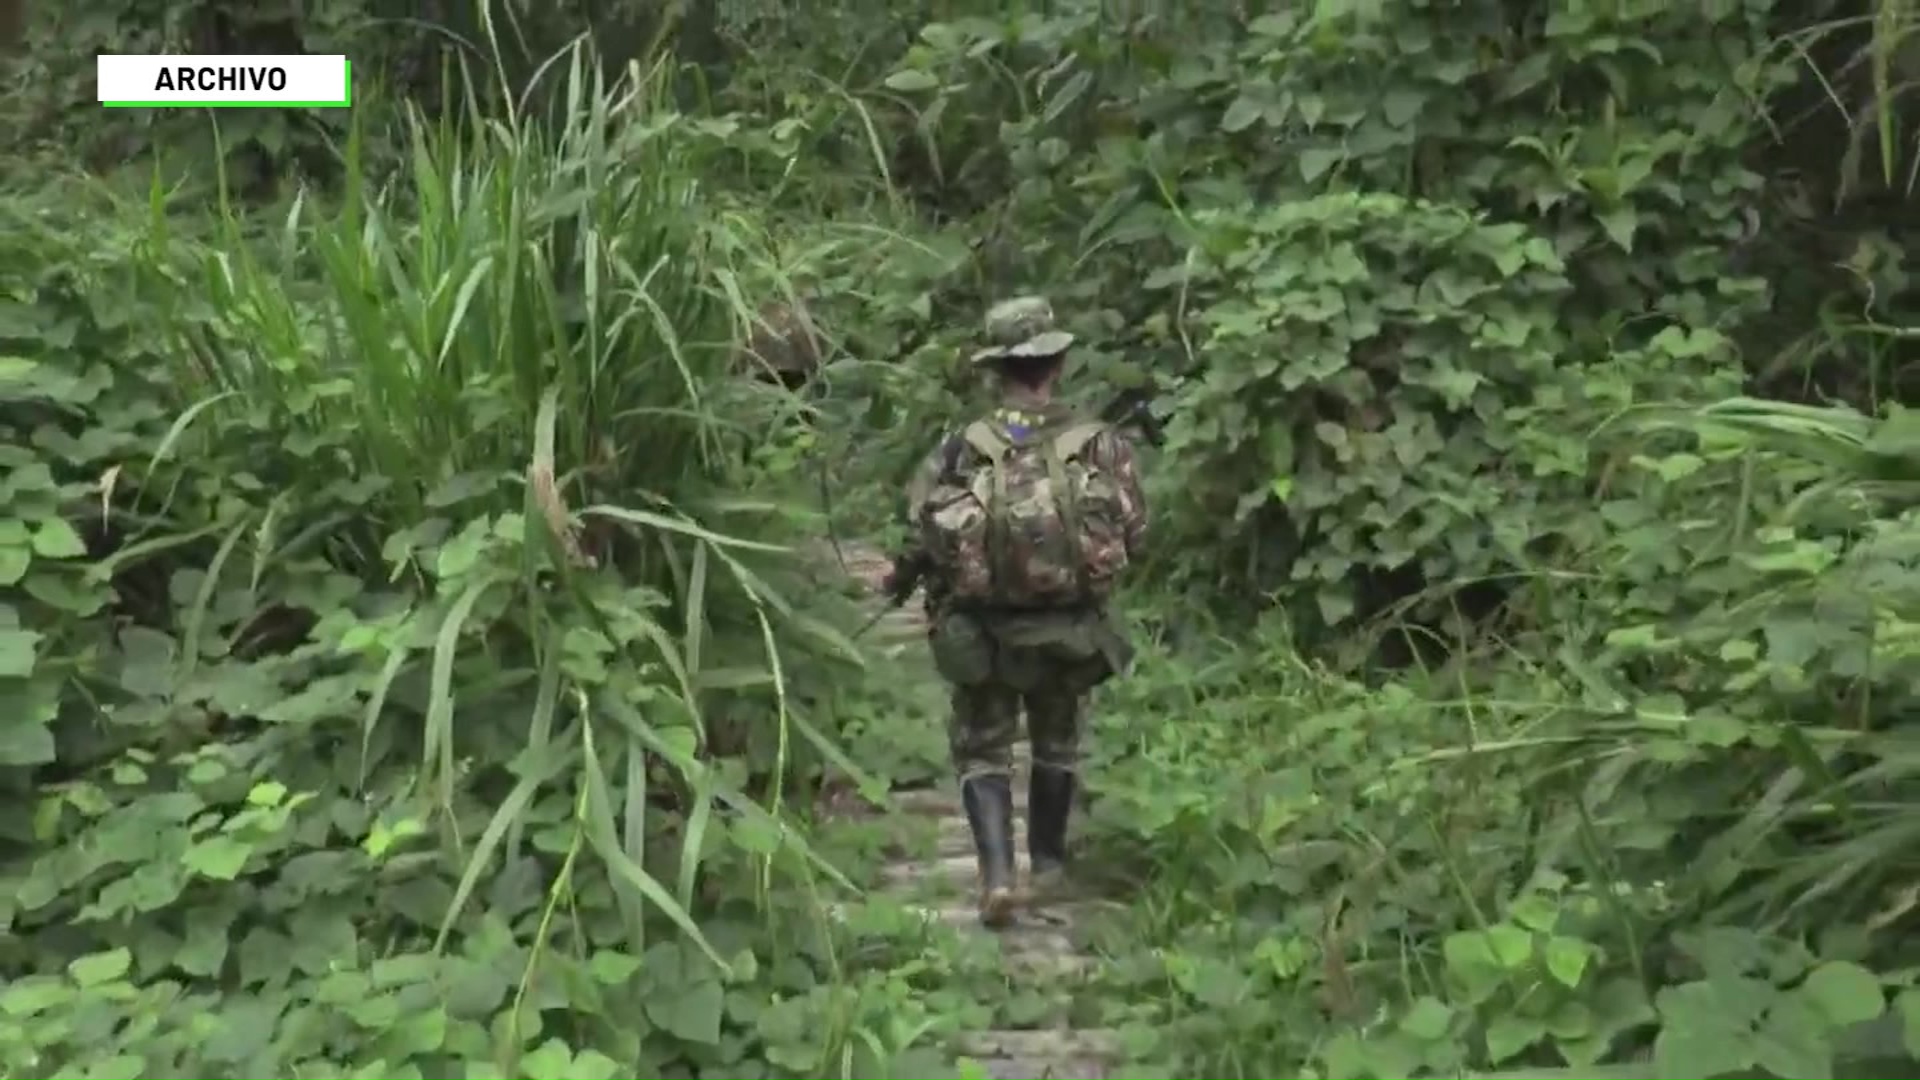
top-left (123, 42), bottom-right (878, 970)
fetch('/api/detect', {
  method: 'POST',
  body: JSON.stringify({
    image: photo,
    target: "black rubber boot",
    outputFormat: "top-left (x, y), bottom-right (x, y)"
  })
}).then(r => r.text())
top-left (961, 773), bottom-right (1018, 927)
top-left (1027, 763), bottom-right (1076, 901)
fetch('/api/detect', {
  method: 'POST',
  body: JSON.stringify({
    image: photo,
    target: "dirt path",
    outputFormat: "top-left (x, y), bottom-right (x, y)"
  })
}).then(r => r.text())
top-left (828, 541), bottom-right (1122, 1080)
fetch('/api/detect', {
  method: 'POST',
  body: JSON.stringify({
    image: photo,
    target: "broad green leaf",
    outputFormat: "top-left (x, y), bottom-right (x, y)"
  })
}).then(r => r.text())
top-left (1547, 1000), bottom-right (1594, 1040)
top-left (1444, 929), bottom-right (1499, 976)
top-left (1755, 998), bottom-right (1832, 1080)
top-left (183, 836), bottom-right (253, 880)
top-left (729, 813), bottom-right (781, 854)
top-left (1801, 960), bottom-right (1883, 1026)
top-left (1509, 892), bottom-right (1559, 932)
top-left (647, 976), bottom-right (724, 1044)
top-left (1400, 995), bottom-right (1453, 1040)
top-left (589, 949), bottom-right (641, 985)
top-left (0, 628), bottom-right (41, 677)
top-left (1222, 95), bottom-right (1263, 133)
top-left (521, 1039), bottom-right (574, 1079)
top-left (246, 780), bottom-right (288, 806)
top-left (177, 906), bottom-right (232, 977)
top-left (0, 718), bottom-right (55, 766)
top-left (1380, 88), bottom-right (1425, 125)
top-left (385, 1004), bottom-right (448, 1056)
top-left (0, 975), bottom-right (73, 1016)
top-left (1485, 1014), bottom-right (1545, 1064)
top-left (1597, 206), bottom-right (1638, 252)
top-left (0, 545), bottom-right (27, 585)
top-left (68, 946), bottom-right (131, 987)
top-left (1653, 1025), bottom-right (1754, 1079)
top-left (1487, 924), bottom-right (1533, 968)
top-left (1299, 147), bottom-right (1344, 183)
top-left (78, 1054), bottom-right (144, 1080)
top-left (569, 1050), bottom-right (620, 1080)
top-left (31, 517), bottom-right (87, 558)
top-left (1545, 935), bottom-right (1590, 988)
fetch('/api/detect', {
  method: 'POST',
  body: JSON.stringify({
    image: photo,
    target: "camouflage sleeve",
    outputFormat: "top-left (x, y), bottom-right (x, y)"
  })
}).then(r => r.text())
top-left (1094, 428), bottom-right (1148, 556)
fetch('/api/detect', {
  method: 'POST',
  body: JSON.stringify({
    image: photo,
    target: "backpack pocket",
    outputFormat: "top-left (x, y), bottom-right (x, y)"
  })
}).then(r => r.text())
top-left (920, 480), bottom-right (995, 601)
top-left (1065, 466), bottom-right (1131, 595)
top-left (929, 611), bottom-right (994, 686)
top-left (993, 609), bottom-right (1134, 693)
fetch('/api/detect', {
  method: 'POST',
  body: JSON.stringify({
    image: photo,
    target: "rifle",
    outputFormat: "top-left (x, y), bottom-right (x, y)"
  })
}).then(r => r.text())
top-left (853, 553), bottom-right (927, 639)
top-left (1100, 386), bottom-right (1166, 448)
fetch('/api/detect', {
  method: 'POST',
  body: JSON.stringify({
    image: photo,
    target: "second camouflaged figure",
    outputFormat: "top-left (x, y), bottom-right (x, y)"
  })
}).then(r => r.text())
top-left (883, 296), bottom-right (1148, 927)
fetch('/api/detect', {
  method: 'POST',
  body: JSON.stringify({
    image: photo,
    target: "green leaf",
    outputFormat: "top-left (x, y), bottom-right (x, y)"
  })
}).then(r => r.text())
top-left (1597, 206), bottom-right (1638, 252)
top-left (729, 814), bottom-right (781, 855)
top-left (1508, 892), bottom-right (1559, 933)
top-left (1444, 929), bottom-right (1498, 976)
top-left (1188, 957), bottom-right (1250, 1007)
top-left (0, 545), bottom-right (28, 585)
top-left (1222, 95), bottom-right (1263, 133)
top-left (569, 1050), bottom-right (620, 1080)
top-left (0, 717), bottom-right (55, 766)
top-left (883, 69), bottom-right (940, 92)
top-left (589, 949), bottom-right (641, 985)
top-left (78, 1054), bottom-right (145, 1080)
top-left (246, 781), bottom-right (288, 806)
top-left (0, 628), bottom-right (42, 677)
top-left (1654, 1025), bottom-right (1754, 1079)
top-left (1755, 998), bottom-right (1833, 1080)
top-left (1545, 935), bottom-right (1590, 988)
top-left (0, 976), bottom-right (73, 1017)
top-left (1485, 1014), bottom-right (1545, 1064)
top-left (68, 946), bottom-right (132, 987)
top-left (647, 976), bottom-right (724, 1044)
top-left (521, 1039), bottom-right (574, 1079)
top-left (183, 836), bottom-right (253, 880)
top-left (31, 517), bottom-right (87, 558)
top-left (1380, 88), bottom-right (1425, 126)
top-left (1316, 585), bottom-right (1354, 627)
top-left (1547, 1000), bottom-right (1595, 1040)
top-left (1801, 960), bottom-right (1884, 1026)
top-left (385, 1004), bottom-right (448, 1056)
top-left (1486, 923), bottom-right (1533, 968)
top-left (1299, 147), bottom-right (1344, 184)
top-left (177, 906), bottom-right (232, 977)
top-left (1399, 995), bottom-right (1453, 1040)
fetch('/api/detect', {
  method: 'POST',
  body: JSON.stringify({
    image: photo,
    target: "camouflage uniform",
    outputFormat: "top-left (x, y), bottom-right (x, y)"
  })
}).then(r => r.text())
top-left (888, 297), bottom-right (1148, 925)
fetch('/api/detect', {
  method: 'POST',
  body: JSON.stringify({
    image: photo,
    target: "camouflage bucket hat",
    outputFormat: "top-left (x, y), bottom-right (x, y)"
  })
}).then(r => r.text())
top-left (969, 296), bottom-right (1076, 365)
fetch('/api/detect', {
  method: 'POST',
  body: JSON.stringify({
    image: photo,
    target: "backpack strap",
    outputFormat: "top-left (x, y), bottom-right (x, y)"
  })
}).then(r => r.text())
top-left (1050, 421), bottom-right (1106, 462)
top-left (1037, 432), bottom-right (1091, 598)
top-left (960, 420), bottom-right (1016, 601)
top-left (962, 420), bottom-right (1011, 461)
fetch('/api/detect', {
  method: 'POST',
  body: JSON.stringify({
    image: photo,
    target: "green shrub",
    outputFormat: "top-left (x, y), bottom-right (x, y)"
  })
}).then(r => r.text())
top-left (0, 44), bottom-right (896, 1078)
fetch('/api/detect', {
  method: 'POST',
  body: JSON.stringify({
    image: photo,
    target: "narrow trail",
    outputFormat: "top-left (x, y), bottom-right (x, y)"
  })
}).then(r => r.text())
top-left (828, 542), bottom-right (1123, 1080)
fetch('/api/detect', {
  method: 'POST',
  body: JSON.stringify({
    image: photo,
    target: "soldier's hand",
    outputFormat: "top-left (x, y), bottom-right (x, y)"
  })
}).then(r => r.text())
top-left (880, 563), bottom-right (916, 604)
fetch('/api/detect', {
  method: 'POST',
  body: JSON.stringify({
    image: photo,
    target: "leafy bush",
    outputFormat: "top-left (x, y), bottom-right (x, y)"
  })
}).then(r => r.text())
top-left (0, 46), bottom-right (919, 1079)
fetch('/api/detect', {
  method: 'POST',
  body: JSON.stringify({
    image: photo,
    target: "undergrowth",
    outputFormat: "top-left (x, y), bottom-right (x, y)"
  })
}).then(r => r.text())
top-left (9, 0), bottom-right (1920, 1078)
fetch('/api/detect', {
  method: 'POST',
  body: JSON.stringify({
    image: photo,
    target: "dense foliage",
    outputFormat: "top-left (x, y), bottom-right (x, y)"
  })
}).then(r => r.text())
top-left (6, 0), bottom-right (1920, 1077)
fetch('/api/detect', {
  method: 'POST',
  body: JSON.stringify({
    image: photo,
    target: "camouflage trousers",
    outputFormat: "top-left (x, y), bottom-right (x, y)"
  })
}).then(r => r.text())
top-left (949, 682), bottom-right (1084, 782)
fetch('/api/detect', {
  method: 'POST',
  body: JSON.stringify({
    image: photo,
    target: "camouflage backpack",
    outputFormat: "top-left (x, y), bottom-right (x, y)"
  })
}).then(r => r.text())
top-left (919, 415), bottom-right (1131, 607)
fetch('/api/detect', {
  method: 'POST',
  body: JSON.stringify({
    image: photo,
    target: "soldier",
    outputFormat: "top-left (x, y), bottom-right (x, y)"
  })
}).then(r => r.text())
top-left (882, 296), bottom-right (1148, 927)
